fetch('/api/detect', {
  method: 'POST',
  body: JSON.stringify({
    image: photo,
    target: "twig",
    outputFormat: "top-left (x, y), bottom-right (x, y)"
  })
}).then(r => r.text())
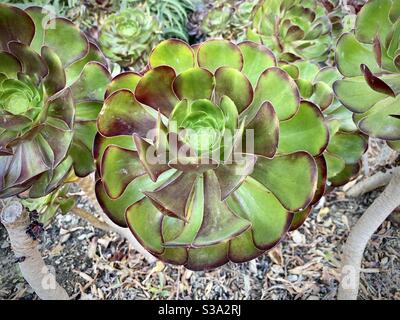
top-left (1, 199), bottom-right (69, 300)
top-left (71, 207), bottom-right (112, 233)
top-left (338, 169), bottom-right (400, 300)
top-left (176, 266), bottom-right (181, 300)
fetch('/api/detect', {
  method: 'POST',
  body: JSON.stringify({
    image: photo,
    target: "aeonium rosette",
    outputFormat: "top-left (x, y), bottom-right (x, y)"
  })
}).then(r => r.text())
top-left (282, 61), bottom-right (368, 188)
top-left (94, 39), bottom-right (330, 270)
top-left (0, 4), bottom-right (111, 198)
top-left (98, 7), bottom-right (160, 68)
top-left (247, 0), bottom-right (332, 63)
top-left (333, 0), bottom-right (400, 151)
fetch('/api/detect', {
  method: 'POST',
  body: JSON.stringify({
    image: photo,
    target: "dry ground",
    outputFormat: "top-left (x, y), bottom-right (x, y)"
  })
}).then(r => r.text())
top-left (1, 182), bottom-right (399, 300)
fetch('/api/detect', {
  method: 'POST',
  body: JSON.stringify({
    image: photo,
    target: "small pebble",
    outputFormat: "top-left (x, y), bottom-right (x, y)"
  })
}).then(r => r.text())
top-left (288, 275), bottom-right (298, 282)
top-left (77, 234), bottom-right (87, 241)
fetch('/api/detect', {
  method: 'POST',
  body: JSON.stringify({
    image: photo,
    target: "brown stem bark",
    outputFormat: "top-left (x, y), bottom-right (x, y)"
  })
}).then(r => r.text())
top-left (1, 200), bottom-right (69, 300)
top-left (76, 175), bottom-right (156, 264)
top-left (338, 170), bottom-right (400, 300)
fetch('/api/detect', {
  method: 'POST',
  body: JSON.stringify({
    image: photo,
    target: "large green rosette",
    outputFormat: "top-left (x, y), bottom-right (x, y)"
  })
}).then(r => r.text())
top-left (333, 0), bottom-right (400, 151)
top-left (247, 0), bottom-right (332, 62)
top-left (0, 4), bottom-right (111, 198)
top-left (95, 39), bottom-right (329, 270)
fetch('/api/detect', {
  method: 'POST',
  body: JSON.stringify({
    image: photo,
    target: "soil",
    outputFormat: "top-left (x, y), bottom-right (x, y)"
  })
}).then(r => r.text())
top-left (1, 183), bottom-right (399, 300)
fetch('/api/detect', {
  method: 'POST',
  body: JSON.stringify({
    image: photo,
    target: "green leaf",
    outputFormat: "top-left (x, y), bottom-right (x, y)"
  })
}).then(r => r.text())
top-left (312, 155), bottom-right (327, 205)
top-left (75, 101), bottom-right (102, 122)
top-left (69, 140), bottom-right (94, 178)
top-left (150, 39), bottom-right (194, 74)
top-left (251, 152), bottom-right (317, 211)
top-left (214, 154), bottom-right (257, 200)
top-left (66, 42), bottom-right (108, 86)
top-left (387, 139), bottom-right (400, 151)
top-left (278, 101), bottom-right (329, 156)
top-left (60, 198), bottom-right (76, 214)
top-left (244, 67), bottom-right (300, 121)
top-left (238, 41), bottom-right (276, 86)
top-left (70, 62), bottom-right (111, 103)
top-left (8, 41), bottom-right (48, 80)
top-left (355, 0), bottom-right (393, 44)
top-left (5, 139), bottom-right (50, 188)
top-left (105, 72), bottom-right (141, 98)
top-left (186, 242), bottom-right (228, 271)
top-left (310, 81), bottom-right (334, 111)
top-left (227, 177), bottom-right (291, 250)
top-left (356, 95), bottom-right (400, 140)
top-left (98, 89), bottom-right (156, 137)
top-left (314, 66), bottom-right (342, 86)
top-left (44, 18), bottom-right (88, 67)
top-left (336, 33), bottom-right (380, 77)
top-left (327, 131), bottom-right (368, 164)
top-left (25, 6), bottom-right (46, 53)
top-left (0, 4), bottom-right (34, 51)
top-left (126, 198), bottom-right (164, 254)
top-left (169, 99), bottom-right (189, 127)
top-left (135, 66), bottom-right (179, 117)
top-left (101, 145), bottom-right (146, 199)
top-left (192, 171), bottom-right (250, 247)
top-left (290, 207), bottom-right (311, 231)
top-left (324, 152), bottom-right (346, 179)
top-left (245, 101), bottom-right (279, 158)
top-left (134, 134), bottom-right (170, 181)
top-left (46, 89), bottom-right (74, 129)
top-left (93, 133), bottom-right (136, 168)
top-left (39, 123), bottom-right (73, 167)
top-left (172, 67), bottom-right (214, 101)
top-left (220, 95), bottom-right (238, 134)
top-left (215, 67), bottom-right (253, 113)
top-left (197, 40), bottom-right (243, 73)
top-left (96, 169), bottom-right (176, 227)
top-left (0, 51), bottom-right (21, 78)
top-left (333, 76), bottom-right (388, 113)
top-left (144, 172), bottom-right (197, 221)
top-left (228, 229), bottom-right (263, 263)
top-left (28, 156), bottom-right (73, 198)
top-left (295, 61), bottom-right (320, 81)
top-left (329, 162), bottom-right (361, 187)
top-left (163, 176), bottom-right (203, 247)
top-left (41, 46), bottom-right (66, 96)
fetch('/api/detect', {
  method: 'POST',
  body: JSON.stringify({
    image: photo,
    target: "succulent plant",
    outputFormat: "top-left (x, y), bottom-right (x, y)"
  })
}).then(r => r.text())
top-left (22, 183), bottom-right (75, 226)
top-left (0, 4), bottom-right (111, 198)
top-left (2, 0), bottom-right (71, 13)
top-left (135, 0), bottom-right (195, 41)
top-left (319, 0), bottom-right (356, 39)
top-left (98, 7), bottom-right (160, 68)
top-left (200, 0), bottom-right (258, 40)
top-left (65, 0), bottom-right (115, 29)
top-left (94, 39), bottom-right (332, 270)
top-left (333, 0), bottom-right (400, 152)
top-left (200, 1), bottom-right (232, 39)
top-left (247, 0), bottom-right (332, 62)
top-left (284, 60), bottom-right (368, 187)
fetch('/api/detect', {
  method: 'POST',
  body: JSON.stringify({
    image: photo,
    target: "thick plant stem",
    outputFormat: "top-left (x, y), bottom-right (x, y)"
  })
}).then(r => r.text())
top-left (76, 175), bottom-right (156, 264)
top-left (347, 167), bottom-right (400, 198)
top-left (1, 200), bottom-right (69, 300)
top-left (338, 170), bottom-right (400, 300)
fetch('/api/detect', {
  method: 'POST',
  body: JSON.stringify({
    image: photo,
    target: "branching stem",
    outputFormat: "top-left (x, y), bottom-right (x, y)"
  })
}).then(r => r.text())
top-left (338, 169), bottom-right (400, 300)
top-left (1, 199), bottom-right (69, 300)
